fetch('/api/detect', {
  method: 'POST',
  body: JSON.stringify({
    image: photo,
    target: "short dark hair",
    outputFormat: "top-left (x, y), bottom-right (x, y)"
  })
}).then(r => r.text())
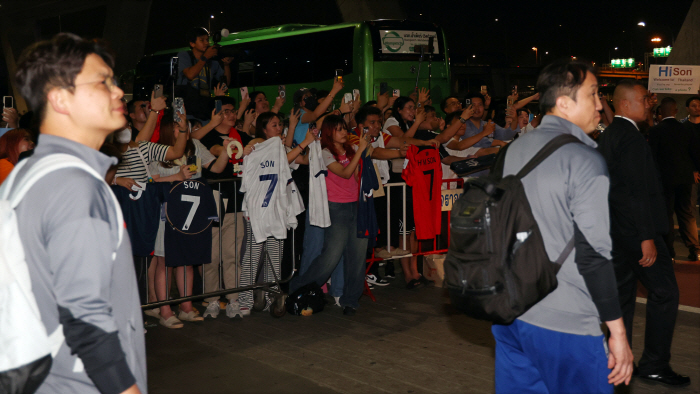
top-left (659, 96), bottom-right (677, 117)
top-left (440, 95), bottom-right (460, 113)
top-left (255, 111), bottom-right (283, 139)
top-left (355, 106), bottom-right (382, 125)
top-left (247, 91), bottom-right (265, 111)
top-left (465, 92), bottom-right (486, 106)
top-left (15, 33), bottom-right (115, 125)
top-left (516, 108), bottom-right (530, 116)
top-left (444, 111), bottom-right (461, 125)
top-left (536, 60), bottom-right (595, 114)
top-left (686, 96), bottom-right (700, 108)
top-left (423, 105), bottom-right (436, 114)
top-left (187, 27), bottom-right (209, 45)
top-left (364, 100), bottom-right (378, 107)
top-left (211, 96), bottom-right (236, 110)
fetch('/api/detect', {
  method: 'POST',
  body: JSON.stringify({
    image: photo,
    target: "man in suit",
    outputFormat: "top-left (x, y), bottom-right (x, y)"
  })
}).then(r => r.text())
top-left (597, 80), bottom-right (688, 386)
top-left (648, 97), bottom-right (700, 261)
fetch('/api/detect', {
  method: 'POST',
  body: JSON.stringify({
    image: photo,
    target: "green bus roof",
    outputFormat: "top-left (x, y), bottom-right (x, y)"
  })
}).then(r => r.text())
top-left (154, 22), bottom-right (361, 55)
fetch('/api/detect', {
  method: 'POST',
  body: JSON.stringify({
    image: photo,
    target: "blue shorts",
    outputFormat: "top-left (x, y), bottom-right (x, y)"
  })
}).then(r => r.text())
top-left (492, 319), bottom-right (612, 394)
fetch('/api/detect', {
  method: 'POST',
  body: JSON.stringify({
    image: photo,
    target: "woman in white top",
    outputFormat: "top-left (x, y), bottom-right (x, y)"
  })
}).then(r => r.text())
top-left (237, 111), bottom-right (316, 316)
top-left (147, 110), bottom-right (231, 328)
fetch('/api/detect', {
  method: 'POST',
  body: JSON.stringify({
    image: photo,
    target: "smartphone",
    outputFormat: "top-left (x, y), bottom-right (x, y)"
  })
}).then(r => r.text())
top-left (507, 97), bottom-right (514, 108)
top-left (380, 82), bottom-right (388, 95)
top-left (344, 93), bottom-right (353, 103)
top-left (3, 96), bottom-right (13, 109)
top-left (240, 86), bottom-right (249, 100)
top-left (335, 69), bottom-right (343, 83)
top-left (529, 113), bottom-right (534, 123)
top-left (465, 98), bottom-right (471, 105)
top-left (392, 89), bottom-right (400, 97)
top-left (512, 85), bottom-right (518, 94)
top-left (278, 85), bottom-right (286, 99)
top-left (186, 155), bottom-right (197, 172)
top-left (480, 85), bottom-right (487, 95)
top-left (170, 57), bottom-right (179, 77)
top-left (173, 97), bottom-right (184, 121)
top-left (153, 84), bottom-right (163, 99)
top-left (215, 99), bottom-right (222, 114)
top-left (353, 89), bottom-right (360, 101)
top-left (309, 121), bottom-right (319, 138)
top-left (220, 82), bottom-right (228, 91)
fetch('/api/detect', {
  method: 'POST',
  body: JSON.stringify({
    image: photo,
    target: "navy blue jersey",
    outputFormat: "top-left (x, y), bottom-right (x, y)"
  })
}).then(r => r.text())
top-left (111, 183), bottom-right (168, 256)
top-left (164, 180), bottom-right (218, 267)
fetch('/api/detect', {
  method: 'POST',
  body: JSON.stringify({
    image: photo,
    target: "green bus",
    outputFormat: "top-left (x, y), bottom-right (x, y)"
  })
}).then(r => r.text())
top-left (133, 19), bottom-right (451, 114)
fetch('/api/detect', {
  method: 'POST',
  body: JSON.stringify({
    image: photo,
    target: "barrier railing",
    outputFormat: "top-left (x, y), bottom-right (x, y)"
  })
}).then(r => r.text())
top-left (141, 177), bottom-right (293, 316)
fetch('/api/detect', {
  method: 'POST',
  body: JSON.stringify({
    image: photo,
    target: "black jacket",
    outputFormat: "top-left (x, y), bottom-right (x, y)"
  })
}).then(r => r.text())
top-left (648, 117), bottom-right (700, 187)
top-left (597, 117), bottom-right (668, 240)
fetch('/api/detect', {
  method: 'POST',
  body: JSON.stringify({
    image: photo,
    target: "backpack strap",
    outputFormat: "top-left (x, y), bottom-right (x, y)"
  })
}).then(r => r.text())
top-left (554, 236), bottom-right (575, 265)
top-left (3, 154), bottom-right (124, 251)
top-left (516, 134), bottom-right (581, 179)
top-left (490, 142), bottom-right (513, 179)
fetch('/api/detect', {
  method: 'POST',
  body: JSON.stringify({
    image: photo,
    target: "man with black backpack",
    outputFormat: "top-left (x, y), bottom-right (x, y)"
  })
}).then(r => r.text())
top-left (489, 61), bottom-right (633, 392)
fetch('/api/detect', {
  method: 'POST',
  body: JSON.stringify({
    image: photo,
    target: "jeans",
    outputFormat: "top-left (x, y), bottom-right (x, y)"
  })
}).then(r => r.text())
top-left (299, 214), bottom-right (344, 297)
top-left (290, 202), bottom-right (367, 308)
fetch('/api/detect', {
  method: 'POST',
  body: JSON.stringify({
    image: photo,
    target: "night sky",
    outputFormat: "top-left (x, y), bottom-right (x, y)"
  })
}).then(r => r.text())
top-left (142, 0), bottom-right (694, 67)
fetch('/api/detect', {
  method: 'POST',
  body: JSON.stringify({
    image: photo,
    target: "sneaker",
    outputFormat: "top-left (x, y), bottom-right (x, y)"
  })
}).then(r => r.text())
top-left (143, 308), bottom-right (160, 318)
top-left (375, 249), bottom-right (393, 259)
top-left (384, 272), bottom-right (395, 279)
top-left (334, 296), bottom-right (341, 307)
top-left (203, 301), bottom-right (220, 318)
top-left (366, 274), bottom-right (390, 286)
top-left (343, 306), bottom-right (356, 316)
top-left (226, 301), bottom-right (251, 318)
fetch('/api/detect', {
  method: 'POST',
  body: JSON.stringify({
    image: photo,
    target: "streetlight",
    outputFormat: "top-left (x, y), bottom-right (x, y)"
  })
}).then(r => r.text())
top-left (532, 47), bottom-right (538, 64)
top-left (651, 37), bottom-right (661, 43)
top-left (637, 21), bottom-right (646, 27)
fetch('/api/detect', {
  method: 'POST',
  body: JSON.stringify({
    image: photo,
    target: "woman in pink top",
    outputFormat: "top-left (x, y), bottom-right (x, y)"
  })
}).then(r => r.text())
top-left (289, 115), bottom-right (369, 315)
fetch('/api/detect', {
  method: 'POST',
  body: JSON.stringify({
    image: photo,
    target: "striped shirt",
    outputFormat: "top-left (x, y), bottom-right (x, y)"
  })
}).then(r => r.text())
top-left (116, 141), bottom-right (169, 183)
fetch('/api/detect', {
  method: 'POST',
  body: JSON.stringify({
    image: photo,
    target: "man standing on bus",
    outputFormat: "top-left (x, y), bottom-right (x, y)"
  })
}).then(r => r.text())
top-left (176, 27), bottom-right (233, 120)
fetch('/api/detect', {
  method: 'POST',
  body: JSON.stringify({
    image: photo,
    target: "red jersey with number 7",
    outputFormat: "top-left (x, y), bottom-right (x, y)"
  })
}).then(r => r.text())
top-left (402, 145), bottom-right (442, 240)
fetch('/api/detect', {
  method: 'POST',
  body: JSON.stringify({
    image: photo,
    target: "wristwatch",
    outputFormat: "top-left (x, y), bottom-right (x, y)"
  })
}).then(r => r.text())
top-left (150, 109), bottom-right (161, 114)
top-left (200, 55), bottom-right (208, 62)
top-left (459, 117), bottom-right (468, 124)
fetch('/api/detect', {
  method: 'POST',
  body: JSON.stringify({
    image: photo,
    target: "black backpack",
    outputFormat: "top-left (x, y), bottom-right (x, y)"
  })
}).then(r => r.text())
top-left (445, 134), bottom-right (579, 324)
top-left (286, 283), bottom-right (327, 316)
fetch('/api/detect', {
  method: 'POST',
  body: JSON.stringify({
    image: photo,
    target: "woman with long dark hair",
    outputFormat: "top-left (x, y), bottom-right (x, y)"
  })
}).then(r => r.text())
top-left (237, 111), bottom-right (315, 316)
top-left (147, 110), bottom-right (231, 328)
top-left (289, 115), bottom-right (369, 315)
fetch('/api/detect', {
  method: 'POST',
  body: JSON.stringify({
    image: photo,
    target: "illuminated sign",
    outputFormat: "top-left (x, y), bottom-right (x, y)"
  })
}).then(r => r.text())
top-left (653, 47), bottom-right (672, 57)
top-left (611, 58), bottom-right (636, 68)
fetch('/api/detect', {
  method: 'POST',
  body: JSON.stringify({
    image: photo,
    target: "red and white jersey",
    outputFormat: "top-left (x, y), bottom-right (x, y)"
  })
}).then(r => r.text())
top-left (402, 145), bottom-right (442, 240)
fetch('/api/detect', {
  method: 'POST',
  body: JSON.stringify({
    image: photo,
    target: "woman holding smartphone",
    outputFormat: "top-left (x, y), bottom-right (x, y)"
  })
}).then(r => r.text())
top-left (289, 115), bottom-right (369, 316)
top-left (146, 110), bottom-right (231, 328)
top-left (237, 112), bottom-right (316, 316)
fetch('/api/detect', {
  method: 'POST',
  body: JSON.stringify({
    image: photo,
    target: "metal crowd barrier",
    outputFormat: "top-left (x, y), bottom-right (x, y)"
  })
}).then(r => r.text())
top-left (141, 177), bottom-right (293, 316)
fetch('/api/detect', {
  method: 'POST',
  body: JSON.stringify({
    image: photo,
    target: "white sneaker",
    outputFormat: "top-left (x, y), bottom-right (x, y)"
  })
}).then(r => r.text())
top-left (226, 301), bottom-right (252, 318)
top-left (203, 300), bottom-right (220, 318)
top-left (366, 274), bottom-right (390, 286)
top-left (334, 296), bottom-right (341, 307)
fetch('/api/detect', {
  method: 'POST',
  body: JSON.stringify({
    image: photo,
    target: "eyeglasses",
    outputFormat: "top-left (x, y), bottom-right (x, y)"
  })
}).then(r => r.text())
top-left (221, 109), bottom-right (235, 115)
top-left (73, 76), bottom-right (119, 91)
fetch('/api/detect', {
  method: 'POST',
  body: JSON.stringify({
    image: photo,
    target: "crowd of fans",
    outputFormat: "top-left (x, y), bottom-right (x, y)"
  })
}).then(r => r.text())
top-left (2, 27), bottom-right (698, 330)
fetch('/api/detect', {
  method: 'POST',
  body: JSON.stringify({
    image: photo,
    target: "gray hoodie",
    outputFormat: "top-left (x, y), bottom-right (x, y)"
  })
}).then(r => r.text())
top-left (502, 115), bottom-right (621, 336)
top-left (13, 135), bottom-right (146, 394)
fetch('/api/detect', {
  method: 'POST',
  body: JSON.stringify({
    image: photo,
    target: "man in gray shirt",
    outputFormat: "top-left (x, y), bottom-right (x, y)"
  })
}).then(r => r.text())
top-left (12, 34), bottom-right (145, 393)
top-left (491, 60), bottom-right (633, 393)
